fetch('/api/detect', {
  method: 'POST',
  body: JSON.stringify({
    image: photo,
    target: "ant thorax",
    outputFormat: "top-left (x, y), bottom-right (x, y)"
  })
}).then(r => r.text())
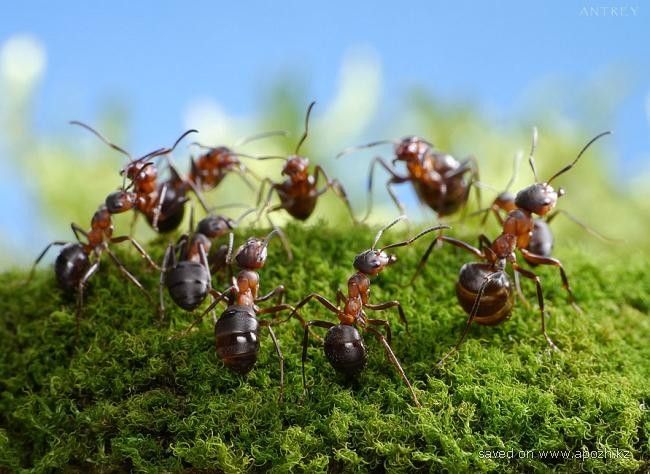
top-left (347, 273), bottom-right (371, 303)
top-left (491, 233), bottom-right (518, 260)
top-left (342, 296), bottom-right (363, 325)
top-left (185, 234), bottom-right (211, 263)
top-left (235, 269), bottom-right (259, 306)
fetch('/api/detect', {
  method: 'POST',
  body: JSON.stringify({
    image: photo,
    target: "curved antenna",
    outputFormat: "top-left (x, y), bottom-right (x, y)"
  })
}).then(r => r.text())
top-left (295, 101), bottom-right (316, 155)
top-left (371, 215), bottom-right (408, 249)
top-left (504, 151), bottom-right (523, 192)
top-left (234, 207), bottom-right (258, 225)
top-left (336, 140), bottom-right (398, 159)
top-left (472, 180), bottom-right (500, 193)
top-left (70, 120), bottom-right (132, 160)
top-left (235, 130), bottom-right (289, 147)
top-left (380, 224), bottom-right (451, 252)
top-left (527, 127), bottom-right (539, 182)
top-left (547, 131), bottom-right (612, 184)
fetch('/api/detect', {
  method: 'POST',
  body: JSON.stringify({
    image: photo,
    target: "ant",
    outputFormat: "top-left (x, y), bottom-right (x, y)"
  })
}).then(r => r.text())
top-left (255, 102), bottom-right (357, 222)
top-left (337, 136), bottom-right (480, 220)
top-left (172, 228), bottom-right (303, 400)
top-left (28, 201), bottom-right (160, 334)
top-left (159, 206), bottom-right (256, 320)
top-left (188, 130), bottom-right (287, 193)
top-left (408, 129), bottom-right (611, 365)
top-left (292, 216), bottom-right (451, 407)
top-left (71, 121), bottom-right (208, 233)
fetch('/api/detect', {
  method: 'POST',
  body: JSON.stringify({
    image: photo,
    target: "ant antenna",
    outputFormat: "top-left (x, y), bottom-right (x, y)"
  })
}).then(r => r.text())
top-left (295, 101), bottom-right (316, 155)
top-left (547, 131), bottom-right (612, 184)
top-left (235, 130), bottom-right (289, 147)
top-left (336, 140), bottom-right (399, 159)
top-left (504, 151), bottom-right (523, 192)
top-left (380, 224), bottom-right (451, 252)
top-left (528, 127), bottom-right (539, 182)
top-left (371, 215), bottom-right (408, 249)
top-left (235, 207), bottom-right (258, 225)
top-left (70, 121), bottom-right (133, 160)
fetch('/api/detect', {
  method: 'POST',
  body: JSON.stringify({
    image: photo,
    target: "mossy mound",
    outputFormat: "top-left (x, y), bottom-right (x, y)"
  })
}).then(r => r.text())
top-left (1, 224), bottom-right (648, 472)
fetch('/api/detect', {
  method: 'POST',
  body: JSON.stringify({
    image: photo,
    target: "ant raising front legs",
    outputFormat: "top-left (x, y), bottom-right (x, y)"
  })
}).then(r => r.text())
top-left (172, 228), bottom-right (302, 400)
top-left (337, 135), bottom-right (480, 220)
top-left (292, 216), bottom-right (451, 407)
top-left (255, 102), bottom-right (357, 222)
top-left (409, 129), bottom-right (611, 364)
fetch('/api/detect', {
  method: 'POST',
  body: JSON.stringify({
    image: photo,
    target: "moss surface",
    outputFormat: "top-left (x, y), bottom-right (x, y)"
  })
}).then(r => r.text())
top-left (0, 224), bottom-right (649, 473)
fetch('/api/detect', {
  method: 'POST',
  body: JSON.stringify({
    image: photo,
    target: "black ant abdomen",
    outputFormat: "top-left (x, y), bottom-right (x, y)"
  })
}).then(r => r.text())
top-left (324, 324), bottom-right (368, 377)
top-left (165, 261), bottom-right (211, 311)
top-left (214, 305), bottom-right (260, 375)
top-left (55, 243), bottom-right (90, 293)
top-left (526, 220), bottom-right (554, 260)
top-left (456, 263), bottom-right (514, 326)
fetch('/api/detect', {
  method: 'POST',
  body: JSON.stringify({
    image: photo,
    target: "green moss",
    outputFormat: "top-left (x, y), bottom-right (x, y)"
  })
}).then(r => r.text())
top-left (0, 224), bottom-right (648, 473)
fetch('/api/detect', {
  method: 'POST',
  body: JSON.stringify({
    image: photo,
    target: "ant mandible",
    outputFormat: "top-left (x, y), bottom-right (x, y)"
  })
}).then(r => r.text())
top-left (292, 216), bottom-right (451, 407)
top-left (71, 121), bottom-right (208, 233)
top-left (172, 228), bottom-right (303, 400)
top-left (409, 129), bottom-right (611, 365)
top-left (255, 102), bottom-right (357, 222)
top-left (337, 135), bottom-right (480, 220)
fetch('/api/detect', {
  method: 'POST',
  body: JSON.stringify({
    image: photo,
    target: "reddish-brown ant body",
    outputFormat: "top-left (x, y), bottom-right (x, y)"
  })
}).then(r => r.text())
top-left (72, 121), bottom-right (206, 233)
top-left (293, 216), bottom-right (450, 407)
top-left (256, 102), bottom-right (356, 222)
top-left (29, 201), bottom-right (159, 332)
top-left (409, 129), bottom-right (611, 364)
top-left (173, 228), bottom-right (301, 399)
top-left (337, 136), bottom-right (480, 220)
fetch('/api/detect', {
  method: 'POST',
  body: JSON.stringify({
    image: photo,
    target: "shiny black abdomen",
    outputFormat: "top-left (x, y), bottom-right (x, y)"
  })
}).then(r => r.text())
top-left (54, 243), bottom-right (90, 293)
top-left (148, 186), bottom-right (186, 233)
top-left (456, 262), bottom-right (514, 325)
top-left (165, 261), bottom-right (210, 311)
top-left (324, 324), bottom-right (368, 377)
top-left (214, 305), bottom-right (260, 374)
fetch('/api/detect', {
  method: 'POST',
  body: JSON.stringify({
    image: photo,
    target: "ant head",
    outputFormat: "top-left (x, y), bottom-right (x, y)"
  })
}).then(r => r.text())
top-left (394, 136), bottom-right (430, 163)
top-left (494, 191), bottom-right (517, 212)
top-left (105, 190), bottom-right (136, 214)
top-left (125, 161), bottom-right (156, 182)
top-left (353, 249), bottom-right (396, 276)
top-left (197, 215), bottom-right (234, 239)
top-left (514, 183), bottom-right (560, 216)
top-left (207, 146), bottom-right (239, 166)
top-left (235, 237), bottom-right (268, 270)
top-left (282, 155), bottom-right (310, 178)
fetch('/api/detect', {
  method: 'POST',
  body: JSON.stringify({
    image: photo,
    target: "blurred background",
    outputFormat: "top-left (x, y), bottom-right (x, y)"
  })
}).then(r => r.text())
top-left (0, 1), bottom-right (648, 269)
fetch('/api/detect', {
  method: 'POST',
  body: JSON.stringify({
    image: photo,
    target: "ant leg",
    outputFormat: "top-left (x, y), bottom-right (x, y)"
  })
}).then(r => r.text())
top-left (256, 285), bottom-right (285, 305)
top-left (437, 273), bottom-right (497, 366)
top-left (158, 244), bottom-right (175, 321)
top-left (237, 165), bottom-right (258, 191)
top-left (519, 248), bottom-right (581, 313)
top-left (26, 241), bottom-right (69, 284)
top-left (301, 320), bottom-right (336, 398)
top-left (546, 209), bottom-right (620, 243)
top-left (513, 269), bottom-right (531, 309)
top-left (105, 248), bottom-right (154, 306)
top-left (512, 263), bottom-right (559, 351)
top-left (110, 235), bottom-right (161, 271)
top-left (258, 320), bottom-right (285, 401)
top-left (129, 212), bottom-right (140, 238)
top-left (152, 183), bottom-right (168, 232)
top-left (365, 326), bottom-right (421, 408)
top-left (367, 317), bottom-right (392, 344)
top-left (290, 292), bottom-right (341, 321)
top-left (478, 234), bottom-right (492, 251)
top-left (336, 289), bottom-right (346, 308)
top-left (408, 234), bottom-right (483, 285)
top-left (364, 156), bottom-right (409, 221)
top-left (76, 260), bottom-right (100, 339)
top-left (266, 215), bottom-right (293, 261)
top-left (313, 165), bottom-right (357, 222)
top-left (254, 178), bottom-right (277, 222)
top-left (171, 287), bottom-right (232, 339)
top-left (169, 161), bottom-right (211, 213)
top-left (198, 244), bottom-right (219, 325)
top-left (365, 301), bottom-right (408, 335)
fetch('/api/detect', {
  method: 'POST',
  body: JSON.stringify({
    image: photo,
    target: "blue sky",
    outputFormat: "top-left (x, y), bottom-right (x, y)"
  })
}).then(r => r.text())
top-left (0, 1), bottom-right (648, 264)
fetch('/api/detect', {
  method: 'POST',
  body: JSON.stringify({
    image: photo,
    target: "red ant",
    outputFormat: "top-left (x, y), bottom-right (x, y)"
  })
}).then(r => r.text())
top-left (71, 121), bottom-right (208, 233)
top-left (188, 130), bottom-right (287, 193)
top-left (408, 129), bottom-right (611, 365)
top-left (28, 201), bottom-right (160, 334)
top-left (255, 102), bottom-right (357, 222)
top-left (172, 228), bottom-right (303, 400)
top-left (337, 136), bottom-right (480, 220)
top-left (292, 216), bottom-right (451, 407)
